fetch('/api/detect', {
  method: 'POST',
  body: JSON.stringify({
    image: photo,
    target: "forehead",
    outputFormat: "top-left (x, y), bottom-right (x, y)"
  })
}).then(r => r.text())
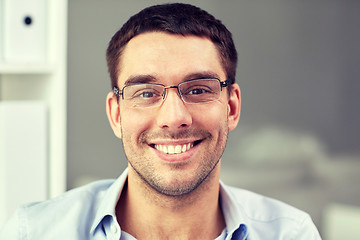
top-left (117, 32), bottom-right (225, 85)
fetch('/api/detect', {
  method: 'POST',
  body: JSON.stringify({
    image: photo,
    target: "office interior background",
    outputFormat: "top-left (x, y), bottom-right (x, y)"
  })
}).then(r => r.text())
top-left (1, 0), bottom-right (359, 239)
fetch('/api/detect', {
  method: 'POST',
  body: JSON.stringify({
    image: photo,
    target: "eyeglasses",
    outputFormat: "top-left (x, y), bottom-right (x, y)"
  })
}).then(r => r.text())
top-left (113, 78), bottom-right (232, 108)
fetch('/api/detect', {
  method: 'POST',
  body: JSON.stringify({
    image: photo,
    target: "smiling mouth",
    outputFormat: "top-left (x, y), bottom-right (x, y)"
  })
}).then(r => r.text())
top-left (151, 140), bottom-right (202, 155)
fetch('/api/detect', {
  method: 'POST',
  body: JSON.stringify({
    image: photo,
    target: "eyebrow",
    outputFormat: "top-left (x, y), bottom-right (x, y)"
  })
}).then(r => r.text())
top-left (183, 71), bottom-right (221, 81)
top-left (124, 75), bottom-right (157, 86)
top-left (123, 71), bottom-right (221, 87)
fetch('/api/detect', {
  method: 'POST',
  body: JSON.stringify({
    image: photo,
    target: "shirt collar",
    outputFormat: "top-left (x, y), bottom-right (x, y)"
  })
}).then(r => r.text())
top-left (89, 169), bottom-right (247, 239)
top-left (219, 181), bottom-right (249, 239)
top-left (90, 168), bottom-right (128, 235)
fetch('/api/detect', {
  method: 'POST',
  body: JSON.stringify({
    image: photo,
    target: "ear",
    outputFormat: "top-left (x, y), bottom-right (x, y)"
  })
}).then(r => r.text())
top-left (227, 83), bottom-right (241, 132)
top-left (106, 91), bottom-right (122, 139)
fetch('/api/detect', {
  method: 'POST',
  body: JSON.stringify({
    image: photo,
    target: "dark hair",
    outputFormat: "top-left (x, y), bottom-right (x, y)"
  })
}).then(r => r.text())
top-left (106, 3), bottom-right (237, 89)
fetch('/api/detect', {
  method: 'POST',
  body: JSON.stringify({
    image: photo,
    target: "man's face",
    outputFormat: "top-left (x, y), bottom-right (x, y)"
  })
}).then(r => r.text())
top-left (107, 32), bottom-right (240, 196)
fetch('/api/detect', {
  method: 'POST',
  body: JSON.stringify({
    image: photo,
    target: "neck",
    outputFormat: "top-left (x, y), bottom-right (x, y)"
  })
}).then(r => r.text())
top-left (116, 166), bottom-right (225, 240)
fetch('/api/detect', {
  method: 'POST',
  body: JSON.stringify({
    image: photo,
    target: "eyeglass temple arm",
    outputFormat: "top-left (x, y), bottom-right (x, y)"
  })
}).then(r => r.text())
top-left (221, 78), bottom-right (233, 88)
top-left (113, 87), bottom-right (120, 97)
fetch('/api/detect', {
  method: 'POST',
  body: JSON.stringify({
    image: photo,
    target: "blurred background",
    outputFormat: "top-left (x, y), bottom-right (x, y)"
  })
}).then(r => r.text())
top-left (67, 0), bottom-right (360, 237)
top-left (1, 0), bottom-right (358, 238)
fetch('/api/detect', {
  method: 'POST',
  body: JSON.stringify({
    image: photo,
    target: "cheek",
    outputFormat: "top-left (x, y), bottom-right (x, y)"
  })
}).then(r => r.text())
top-left (120, 110), bottom-right (153, 141)
top-left (191, 103), bottom-right (228, 130)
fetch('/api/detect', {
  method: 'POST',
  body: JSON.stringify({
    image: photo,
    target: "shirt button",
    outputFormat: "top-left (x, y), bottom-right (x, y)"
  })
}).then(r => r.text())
top-left (111, 224), bottom-right (118, 233)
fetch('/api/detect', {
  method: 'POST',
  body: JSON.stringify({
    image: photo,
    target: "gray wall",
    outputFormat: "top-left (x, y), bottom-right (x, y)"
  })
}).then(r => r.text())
top-left (68, 0), bottom-right (360, 232)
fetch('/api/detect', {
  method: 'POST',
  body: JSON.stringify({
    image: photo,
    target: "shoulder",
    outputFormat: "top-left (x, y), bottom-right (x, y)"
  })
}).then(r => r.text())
top-left (0, 179), bottom-right (115, 239)
top-left (221, 184), bottom-right (322, 239)
top-left (225, 185), bottom-right (307, 220)
top-left (27, 179), bottom-right (114, 215)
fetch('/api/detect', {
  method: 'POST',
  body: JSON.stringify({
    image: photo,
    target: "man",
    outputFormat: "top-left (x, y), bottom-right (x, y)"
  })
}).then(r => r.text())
top-left (1, 3), bottom-right (321, 240)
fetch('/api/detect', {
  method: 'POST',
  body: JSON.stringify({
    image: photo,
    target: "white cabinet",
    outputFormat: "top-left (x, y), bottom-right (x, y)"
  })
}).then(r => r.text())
top-left (0, 0), bottom-right (68, 226)
top-left (2, 0), bottom-right (47, 63)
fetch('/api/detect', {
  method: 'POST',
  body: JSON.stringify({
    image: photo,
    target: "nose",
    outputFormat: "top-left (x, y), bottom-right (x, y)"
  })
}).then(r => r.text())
top-left (156, 88), bottom-right (192, 130)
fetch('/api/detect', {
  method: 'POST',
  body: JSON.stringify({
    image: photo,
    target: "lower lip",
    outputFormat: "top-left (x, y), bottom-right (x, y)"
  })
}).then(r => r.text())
top-left (152, 144), bottom-right (198, 163)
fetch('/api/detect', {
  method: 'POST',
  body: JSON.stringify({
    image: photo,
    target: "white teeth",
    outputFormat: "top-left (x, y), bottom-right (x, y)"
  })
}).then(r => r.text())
top-left (155, 143), bottom-right (194, 154)
top-left (174, 145), bottom-right (182, 154)
top-left (187, 143), bottom-right (191, 151)
top-left (168, 145), bottom-right (175, 154)
top-left (181, 144), bottom-right (187, 153)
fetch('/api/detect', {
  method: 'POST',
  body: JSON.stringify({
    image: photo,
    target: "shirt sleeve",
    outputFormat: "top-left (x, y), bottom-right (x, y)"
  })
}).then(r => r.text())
top-left (294, 215), bottom-right (322, 240)
top-left (0, 208), bottom-right (25, 240)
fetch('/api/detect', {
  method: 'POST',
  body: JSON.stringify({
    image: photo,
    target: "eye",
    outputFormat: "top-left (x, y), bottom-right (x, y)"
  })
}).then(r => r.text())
top-left (132, 89), bottom-right (161, 99)
top-left (187, 88), bottom-right (208, 95)
top-left (183, 85), bottom-right (213, 96)
top-left (139, 91), bottom-right (156, 98)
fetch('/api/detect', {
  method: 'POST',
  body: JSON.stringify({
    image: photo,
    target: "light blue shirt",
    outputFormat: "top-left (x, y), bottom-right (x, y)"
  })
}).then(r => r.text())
top-left (0, 168), bottom-right (321, 239)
